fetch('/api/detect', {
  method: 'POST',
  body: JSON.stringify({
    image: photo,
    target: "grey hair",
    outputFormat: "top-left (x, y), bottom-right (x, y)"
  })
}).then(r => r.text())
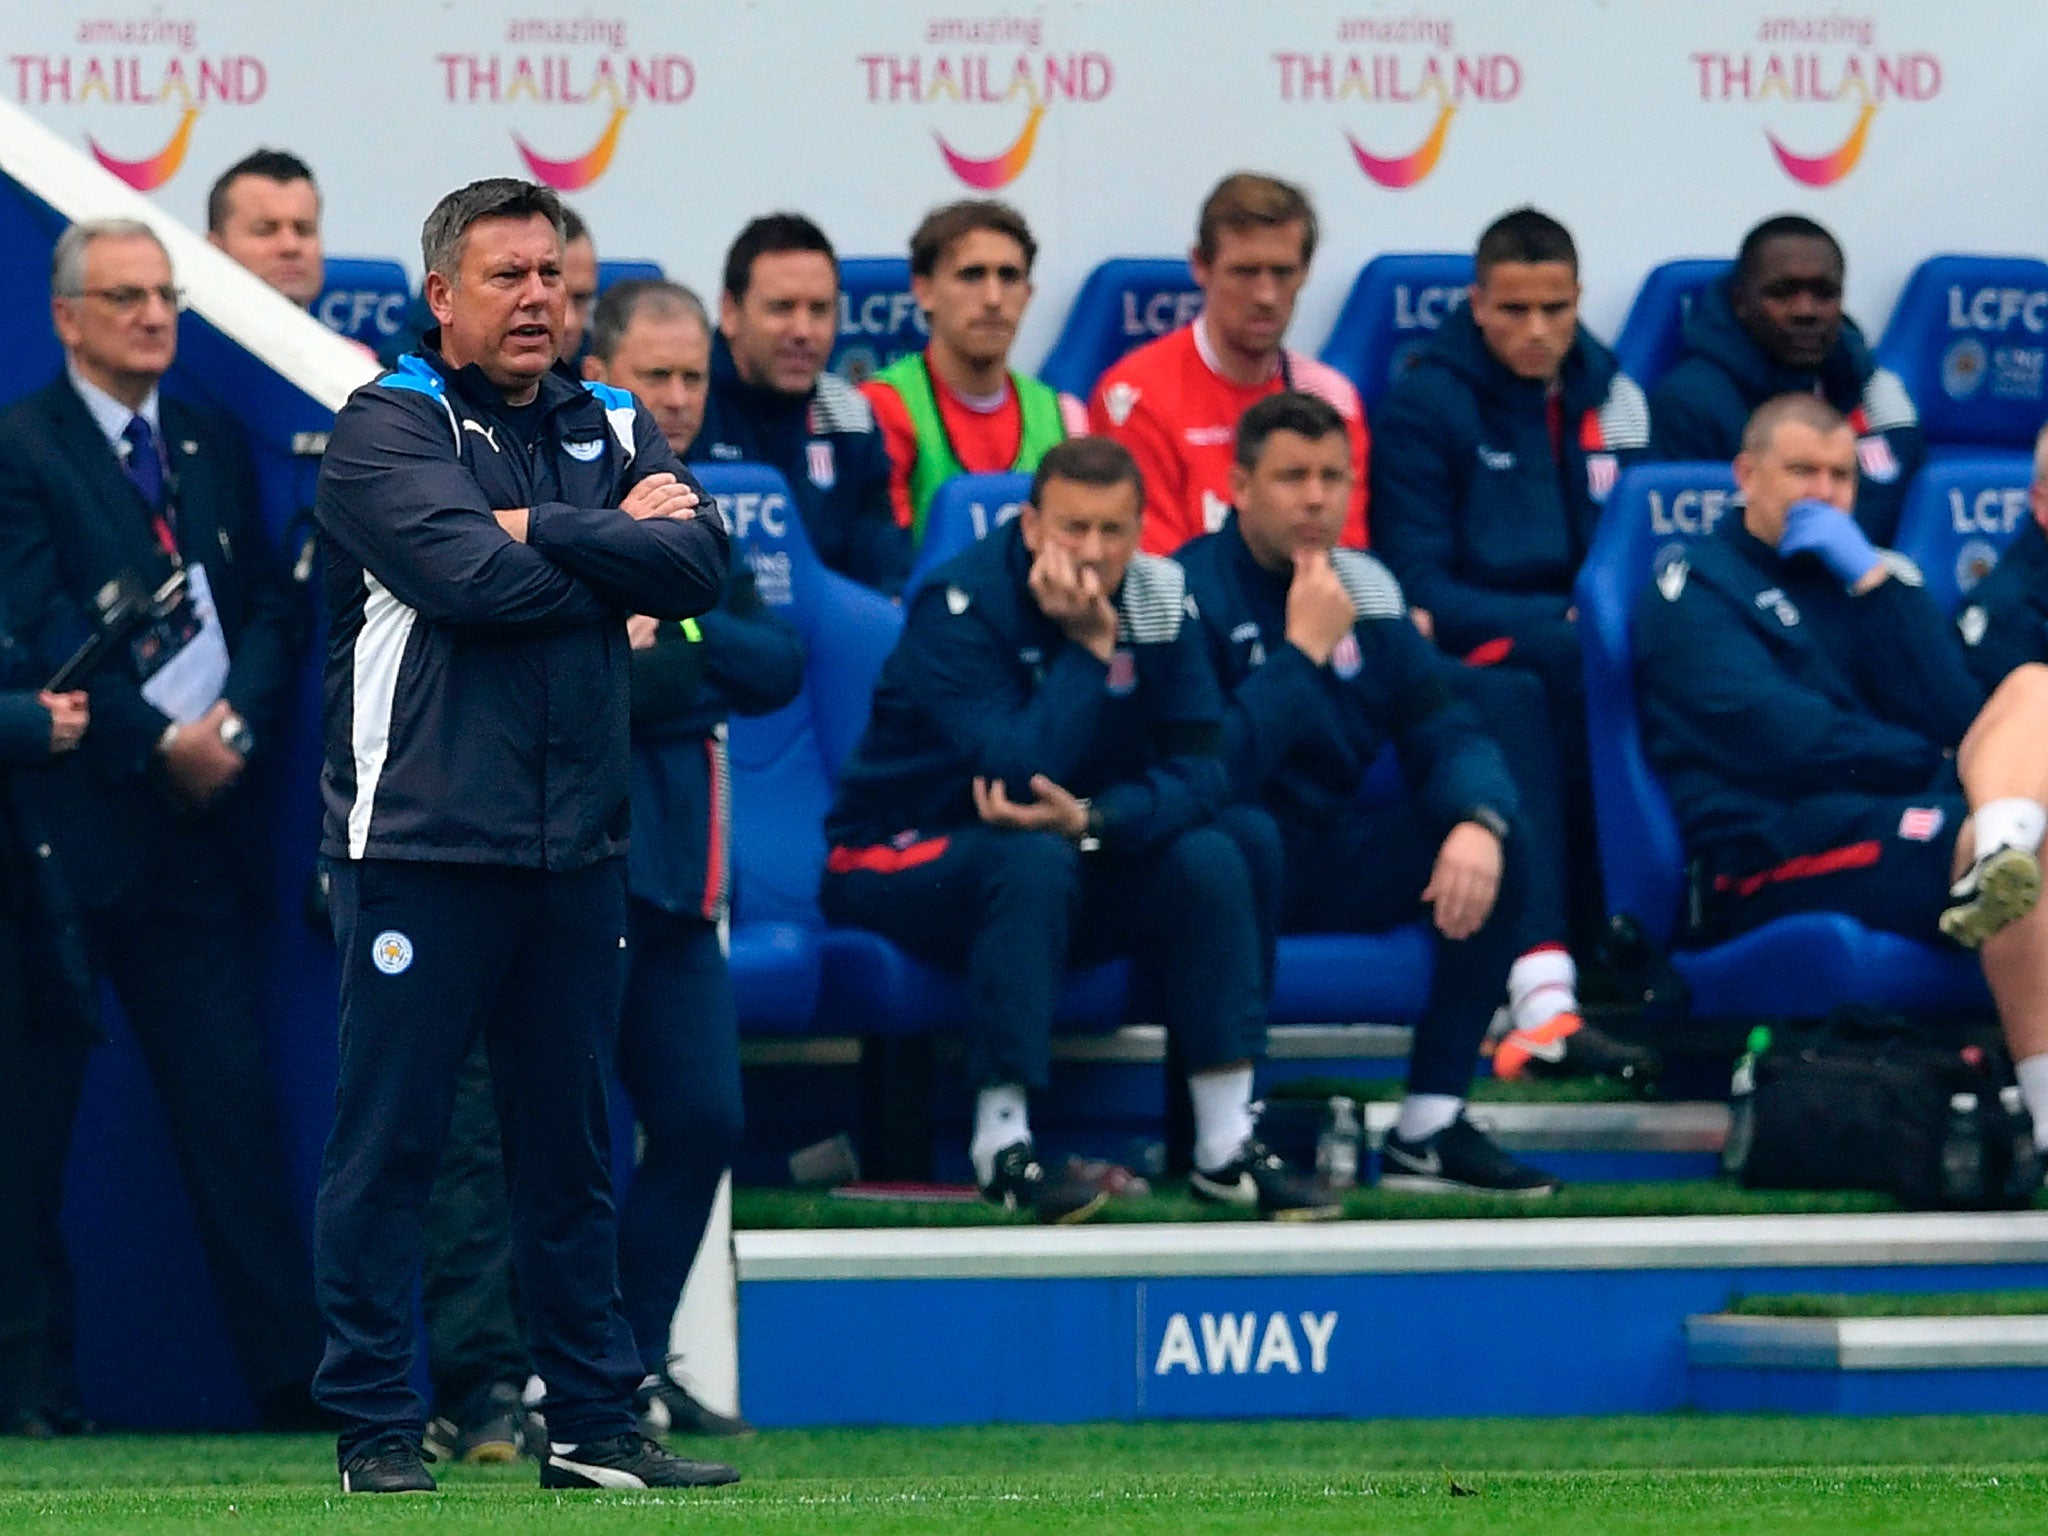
top-left (52, 218), bottom-right (165, 299)
top-left (420, 178), bottom-right (565, 282)
top-left (588, 278), bottom-right (710, 365)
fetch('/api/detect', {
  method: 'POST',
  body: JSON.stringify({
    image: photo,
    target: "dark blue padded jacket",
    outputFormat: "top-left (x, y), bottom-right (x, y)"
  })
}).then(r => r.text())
top-left (1177, 514), bottom-right (1517, 836)
top-left (826, 518), bottom-right (1224, 856)
top-left (1369, 306), bottom-right (1649, 661)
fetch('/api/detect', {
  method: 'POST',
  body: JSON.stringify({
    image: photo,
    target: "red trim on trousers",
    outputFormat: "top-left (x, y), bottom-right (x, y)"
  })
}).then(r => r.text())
top-left (1713, 839), bottom-right (1883, 900)
top-left (1465, 637), bottom-right (1515, 667)
top-left (825, 835), bottom-right (952, 876)
top-left (700, 736), bottom-right (728, 921)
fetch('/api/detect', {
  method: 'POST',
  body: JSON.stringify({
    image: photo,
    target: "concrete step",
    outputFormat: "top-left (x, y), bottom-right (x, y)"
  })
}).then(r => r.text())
top-left (1688, 1311), bottom-right (2048, 1413)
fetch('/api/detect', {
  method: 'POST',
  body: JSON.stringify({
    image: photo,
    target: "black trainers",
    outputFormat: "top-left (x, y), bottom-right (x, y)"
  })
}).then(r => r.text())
top-left (636, 1373), bottom-right (754, 1439)
top-left (979, 1140), bottom-right (1109, 1225)
top-left (1493, 1012), bottom-right (1661, 1091)
top-left (540, 1431), bottom-right (739, 1490)
top-left (340, 1434), bottom-right (437, 1495)
top-left (1379, 1114), bottom-right (1561, 1197)
top-left (1941, 844), bottom-right (2042, 949)
top-left (1189, 1138), bottom-right (1343, 1221)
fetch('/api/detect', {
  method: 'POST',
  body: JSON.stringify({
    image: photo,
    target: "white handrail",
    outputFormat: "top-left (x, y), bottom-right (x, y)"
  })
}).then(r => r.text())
top-left (0, 96), bottom-right (378, 413)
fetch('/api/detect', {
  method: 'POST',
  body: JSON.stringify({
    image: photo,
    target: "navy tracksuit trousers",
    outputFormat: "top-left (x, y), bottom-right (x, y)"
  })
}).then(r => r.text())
top-left (1281, 806), bottom-right (1528, 1099)
top-left (313, 858), bottom-right (643, 1463)
top-left (821, 806), bottom-right (1281, 1091)
top-left (615, 903), bottom-right (744, 1377)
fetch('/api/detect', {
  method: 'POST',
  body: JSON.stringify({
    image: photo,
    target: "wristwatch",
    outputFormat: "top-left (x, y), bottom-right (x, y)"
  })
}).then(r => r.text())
top-left (1075, 798), bottom-right (1103, 854)
top-left (1460, 805), bottom-right (1510, 842)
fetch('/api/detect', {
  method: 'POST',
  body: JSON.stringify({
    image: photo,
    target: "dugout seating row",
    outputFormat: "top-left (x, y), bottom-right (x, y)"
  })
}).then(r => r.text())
top-left (316, 250), bottom-right (2048, 452)
top-left (696, 463), bottom-right (1435, 1040)
top-left (711, 447), bottom-right (2037, 1041)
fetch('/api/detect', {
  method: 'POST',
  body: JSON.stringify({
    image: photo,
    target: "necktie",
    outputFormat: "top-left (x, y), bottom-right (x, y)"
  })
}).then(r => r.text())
top-left (122, 415), bottom-right (164, 509)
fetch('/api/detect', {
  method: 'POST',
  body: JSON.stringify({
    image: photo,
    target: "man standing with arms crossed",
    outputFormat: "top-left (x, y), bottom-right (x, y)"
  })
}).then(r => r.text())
top-left (312, 178), bottom-right (734, 1494)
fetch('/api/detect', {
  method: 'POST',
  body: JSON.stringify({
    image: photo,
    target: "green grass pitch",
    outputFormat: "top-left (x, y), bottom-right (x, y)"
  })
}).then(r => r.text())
top-left (6, 1417), bottom-right (2048, 1534)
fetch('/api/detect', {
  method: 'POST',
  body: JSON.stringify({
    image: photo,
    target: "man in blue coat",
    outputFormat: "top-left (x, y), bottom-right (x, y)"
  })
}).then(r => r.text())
top-left (1180, 392), bottom-right (1561, 1194)
top-left (1369, 208), bottom-right (1650, 1079)
top-left (313, 178), bottom-right (734, 1495)
top-left (688, 214), bottom-right (906, 595)
top-left (822, 437), bottom-right (1334, 1222)
top-left (1637, 393), bottom-right (2048, 1157)
top-left (1649, 215), bottom-right (1922, 544)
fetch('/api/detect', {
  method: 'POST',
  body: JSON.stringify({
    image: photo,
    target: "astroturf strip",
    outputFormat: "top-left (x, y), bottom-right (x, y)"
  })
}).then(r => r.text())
top-left (732, 1178), bottom-right (1927, 1229)
top-left (1728, 1288), bottom-right (2048, 1318)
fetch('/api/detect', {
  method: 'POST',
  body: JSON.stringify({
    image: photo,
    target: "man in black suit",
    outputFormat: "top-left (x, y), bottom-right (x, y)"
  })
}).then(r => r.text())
top-left (0, 217), bottom-right (321, 1427)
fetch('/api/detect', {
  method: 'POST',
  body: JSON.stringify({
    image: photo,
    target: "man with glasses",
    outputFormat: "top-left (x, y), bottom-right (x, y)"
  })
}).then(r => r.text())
top-left (1649, 214), bottom-right (1923, 544)
top-left (0, 218), bottom-right (321, 1428)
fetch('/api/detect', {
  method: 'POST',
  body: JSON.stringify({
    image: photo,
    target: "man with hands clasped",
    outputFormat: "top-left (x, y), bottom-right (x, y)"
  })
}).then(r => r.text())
top-left (1178, 392), bottom-right (1561, 1195)
top-left (822, 436), bottom-right (1337, 1223)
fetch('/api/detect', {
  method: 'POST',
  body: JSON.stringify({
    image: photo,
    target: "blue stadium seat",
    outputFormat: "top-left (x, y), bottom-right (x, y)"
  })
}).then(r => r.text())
top-left (311, 256), bottom-right (411, 350)
top-left (1876, 255), bottom-right (2048, 452)
top-left (1576, 463), bottom-right (1987, 1020)
top-left (1319, 252), bottom-right (1472, 409)
top-left (695, 461), bottom-right (885, 1033)
top-left (1039, 257), bottom-right (1198, 403)
top-left (903, 471), bottom-right (1033, 602)
top-left (1890, 451), bottom-right (2036, 616)
top-left (831, 256), bottom-right (922, 385)
top-left (597, 258), bottom-right (664, 291)
top-left (1611, 259), bottom-right (1731, 392)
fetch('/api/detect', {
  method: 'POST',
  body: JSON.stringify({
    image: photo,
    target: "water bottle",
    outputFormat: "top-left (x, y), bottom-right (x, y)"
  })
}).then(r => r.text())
top-left (1721, 1025), bottom-right (1771, 1177)
top-left (1939, 1092), bottom-right (1985, 1208)
top-left (1316, 1096), bottom-right (1360, 1190)
top-left (2000, 1086), bottom-right (2043, 1206)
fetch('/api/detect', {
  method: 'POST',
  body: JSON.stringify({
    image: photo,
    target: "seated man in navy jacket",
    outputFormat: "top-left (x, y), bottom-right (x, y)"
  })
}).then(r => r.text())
top-left (1637, 393), bottom-right (2048, 1155)
top-left (821, 437), bottom-right (1334, 1221)
top-left (1958, 423), bottom-right (2048, 691)
top-left (1649, 215), bottom-right (1922, 544)
top-left (688, 213), bottom-right (906, 595)
top-left (1179, 393), bottom-right (1560, 1195)
top-left (1369, 208), bottom-right (1651, 1079)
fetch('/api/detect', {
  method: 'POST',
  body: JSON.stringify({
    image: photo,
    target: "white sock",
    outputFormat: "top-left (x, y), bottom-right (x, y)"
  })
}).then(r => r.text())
top-left (969, 1084), bottom-right (1030, 1185)
top-left (1396, 1093), bottom-right (1463, 1143)
top-left (1974, 798), bottom-right (2047, 864)
top-left (2017, 1055), bottom-right (2048, 1151)
top-left (1189, 1065), bottom-right (1255, 1173)
top-left (1507, 945), bottom-right (1578, 1035)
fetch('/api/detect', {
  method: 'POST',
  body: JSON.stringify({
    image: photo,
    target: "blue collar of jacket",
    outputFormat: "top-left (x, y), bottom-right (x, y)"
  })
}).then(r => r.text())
top-left (390, 339), bottom-right (604, 429)
top-left (1423, 304), bottom-right (1619, 416)
top-left (1681, 276), bottom-right (1875, 407)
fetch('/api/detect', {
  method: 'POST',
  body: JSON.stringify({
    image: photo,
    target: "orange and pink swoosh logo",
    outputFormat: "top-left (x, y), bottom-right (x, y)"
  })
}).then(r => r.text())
top-left (1767, 100), bottom-right (1877, 186)
top-left (90, 108), bottom-right (198, 190)
top-left (517, 105), bottom-right (628, 191)
top-left (1348, 102), bottom-right (1455, 189)
top-left (935, 103), bottom-right (1044, 189)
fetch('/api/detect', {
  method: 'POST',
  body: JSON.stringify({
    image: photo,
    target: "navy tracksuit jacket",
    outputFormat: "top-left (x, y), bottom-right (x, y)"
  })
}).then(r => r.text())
top-left (687, 336), bottom-right (908, 596)
top-left (1369, 307), bottom-right (1650, 675)
top-left (1635, 520), bottom-right (1982, 882)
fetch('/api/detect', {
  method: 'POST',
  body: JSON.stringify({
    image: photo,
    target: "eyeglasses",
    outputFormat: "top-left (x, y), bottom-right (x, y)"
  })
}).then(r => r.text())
top-left (71, 285), bottom-right (186, 312)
